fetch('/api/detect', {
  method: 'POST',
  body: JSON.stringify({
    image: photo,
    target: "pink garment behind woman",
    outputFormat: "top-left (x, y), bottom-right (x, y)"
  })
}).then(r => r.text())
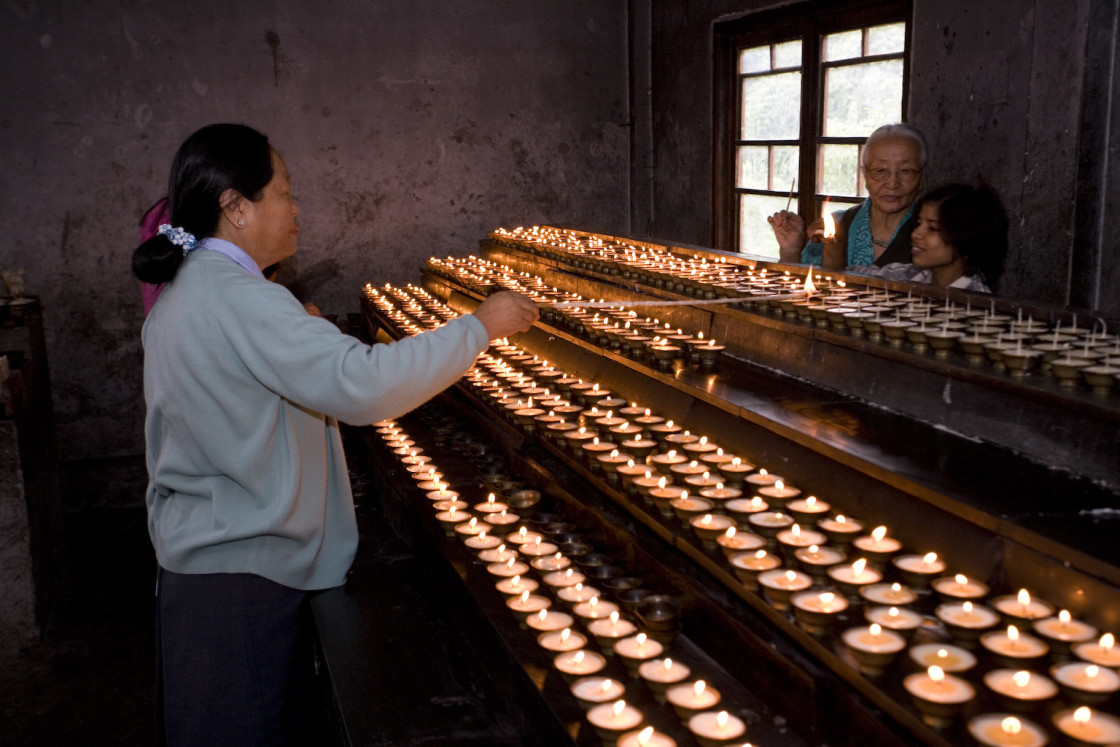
top-left (140, 198), bottom-right (170, 316)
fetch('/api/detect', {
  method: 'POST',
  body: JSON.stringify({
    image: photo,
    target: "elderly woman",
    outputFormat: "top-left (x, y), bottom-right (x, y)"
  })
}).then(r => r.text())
top-left (132, 123), bottom-right (537, 746)
top-left (769, 123), bottom-right (927, 270)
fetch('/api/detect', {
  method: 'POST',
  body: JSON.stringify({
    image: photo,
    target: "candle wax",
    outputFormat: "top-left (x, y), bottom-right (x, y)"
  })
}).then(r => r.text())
top-left (904, 671), bottom-right (975, 704)
top-left (1053, 708), bottom-right (1120, 744)
top-left (967, 714), bottom-right (1048, 747)
top-left (537, 627), bottom-right (587, 652)
top-left (983, 669), bottom-right (1058, 701)
top-left (688, 711), bottom-right (746, 741)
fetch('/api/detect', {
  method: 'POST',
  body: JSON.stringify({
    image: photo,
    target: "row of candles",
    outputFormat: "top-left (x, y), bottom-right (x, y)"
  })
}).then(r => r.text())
top-left (367, 282), bottom-right (1120, 745)
top-left (425, 257), bottom-right (727, 369)
top-left (488, 227), bottom-right (1120, 395)
top-left (375, 416), bottom-right (758, 747)
top-left (754, 288), bottom-right (1120, 392)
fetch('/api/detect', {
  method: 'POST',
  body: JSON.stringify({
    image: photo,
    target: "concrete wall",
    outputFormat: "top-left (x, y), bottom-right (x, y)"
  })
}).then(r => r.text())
top-left (0, 0), bottom-right (630, 463)
top-left (640, 0), bottom-right (1120, 314)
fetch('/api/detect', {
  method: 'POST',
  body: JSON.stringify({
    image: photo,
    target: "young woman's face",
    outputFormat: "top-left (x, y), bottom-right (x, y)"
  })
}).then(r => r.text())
top-left (910, 202), bottom-right (957, 270)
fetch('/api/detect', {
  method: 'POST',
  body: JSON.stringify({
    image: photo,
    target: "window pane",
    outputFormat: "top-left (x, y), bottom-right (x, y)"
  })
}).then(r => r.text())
top-left (736, 146), bottom-right (769, 190)
top-left (739, 45), bottom-right (771, 74)
top-left (867, 22), bottom-right (905, 55)
top-left (823, 29), bottom-right (862, 62)
top-left (773, 40), bottom-right (802, 69)
top-left (823, 59), bottom-right (903, 137)
top-left (773, 146), bottom-right (799, 192)
top-left (818, 144), bottom-right (859, 197)
top-left (741, 71), bottom-right (802, 139)
top-left (739, 193), bottom-right (794, 259)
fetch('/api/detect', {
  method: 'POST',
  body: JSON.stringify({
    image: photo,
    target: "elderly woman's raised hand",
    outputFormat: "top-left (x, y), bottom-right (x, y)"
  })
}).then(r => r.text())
top-left (472, 291), bottom-right (540, 340)
top-left (767, 210), bottom-right (808, 262)
top-left (804, 217), bottom-right (827, 244)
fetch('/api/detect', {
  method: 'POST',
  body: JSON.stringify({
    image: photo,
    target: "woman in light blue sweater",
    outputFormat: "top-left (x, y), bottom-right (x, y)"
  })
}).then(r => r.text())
top-left (132, 124), bottom-right (537, 746)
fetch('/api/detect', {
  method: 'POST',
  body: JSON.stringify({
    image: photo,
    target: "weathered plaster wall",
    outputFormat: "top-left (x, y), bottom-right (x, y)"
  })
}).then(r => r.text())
top-left (641, 0), bottom-right (1120, 314)
top-left (908, 1), bottom-right (1092, 307)
top-left (0, 0), bottom-right (629, 463)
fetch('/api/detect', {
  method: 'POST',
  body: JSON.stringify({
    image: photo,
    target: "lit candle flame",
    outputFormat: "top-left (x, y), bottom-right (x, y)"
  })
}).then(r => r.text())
top-left (872, 525), bottom-right (887, 542)
top-left (612, 700), bottom-right (626, 717)
top-left (1102, 633), bottom-right (1115, 651)
top-left (922, 552), bottom-right (938, 566)
top-left (1013, 671), bottom-right (1031, 688)
top-left (822, 201), bottom-right (836, 239)
top-left (852, 558), bottom-right (868, 577)
top-left (803, 269), bottom-right (817, 294)
top-left (694, 680), bottom-right (707, 697)
top-left (1074, 706), bottom-right (1092, 726)
top-left (870, 623), bottom-right (882, 636)
top-left (636, 726), bottom-right (654, 745)
top-left (1001, 717), bottom-right (1022, 736)
top-left (928, 665), bottom-right (945, 683)
top-left (716, 711), bottom-right (729, 728)
top-left (1018, 588), bottom-right (1031, 606)
top-left (601, 678), bottom-right (614, 693)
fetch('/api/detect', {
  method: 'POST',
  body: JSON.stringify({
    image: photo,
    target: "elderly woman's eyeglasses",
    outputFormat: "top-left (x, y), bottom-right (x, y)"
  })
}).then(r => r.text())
top-left (863, 166), bottom-right (922, 184)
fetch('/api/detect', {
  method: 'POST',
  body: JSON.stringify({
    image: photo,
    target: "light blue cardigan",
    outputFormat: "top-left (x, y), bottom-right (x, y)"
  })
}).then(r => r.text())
top-left (142, 249), bottom-right (489, 590)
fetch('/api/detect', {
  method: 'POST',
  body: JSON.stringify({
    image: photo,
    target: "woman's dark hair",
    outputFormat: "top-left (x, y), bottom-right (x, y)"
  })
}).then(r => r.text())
top-left (916, 183), bottom-right (1009, 286)
top-left (131, 124), bottom-right (273, 284)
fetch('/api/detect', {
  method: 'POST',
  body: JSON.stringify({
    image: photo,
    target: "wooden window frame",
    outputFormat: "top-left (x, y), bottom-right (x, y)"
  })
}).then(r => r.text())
top-left (713, 0), bottom-right (912, 255)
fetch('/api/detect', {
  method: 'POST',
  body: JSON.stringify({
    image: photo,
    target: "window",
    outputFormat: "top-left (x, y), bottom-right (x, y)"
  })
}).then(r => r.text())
top-left (714, 2), bottom-right (911, 259)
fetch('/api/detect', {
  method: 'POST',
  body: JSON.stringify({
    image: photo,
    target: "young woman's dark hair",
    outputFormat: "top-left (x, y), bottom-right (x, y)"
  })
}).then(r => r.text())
top-left (131, 124), bottom-right (273, 285)
top-left (915, 183), bottom-right (1009, 286)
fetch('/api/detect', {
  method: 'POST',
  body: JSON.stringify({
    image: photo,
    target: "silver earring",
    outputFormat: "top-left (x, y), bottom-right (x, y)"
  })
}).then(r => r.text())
top-left (238, 219), bottom-right (245, 227)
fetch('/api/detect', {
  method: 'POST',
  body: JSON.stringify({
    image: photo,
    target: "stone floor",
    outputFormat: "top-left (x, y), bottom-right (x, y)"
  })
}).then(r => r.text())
top-left (0, 498), bottom-right (157, 746)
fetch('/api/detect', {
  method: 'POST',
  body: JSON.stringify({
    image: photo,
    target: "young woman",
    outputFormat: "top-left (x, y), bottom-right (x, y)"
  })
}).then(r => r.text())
top-left (849, 183), bottom-right (1008, 293)
top-left (133, 123), bottom-right (537, 746)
